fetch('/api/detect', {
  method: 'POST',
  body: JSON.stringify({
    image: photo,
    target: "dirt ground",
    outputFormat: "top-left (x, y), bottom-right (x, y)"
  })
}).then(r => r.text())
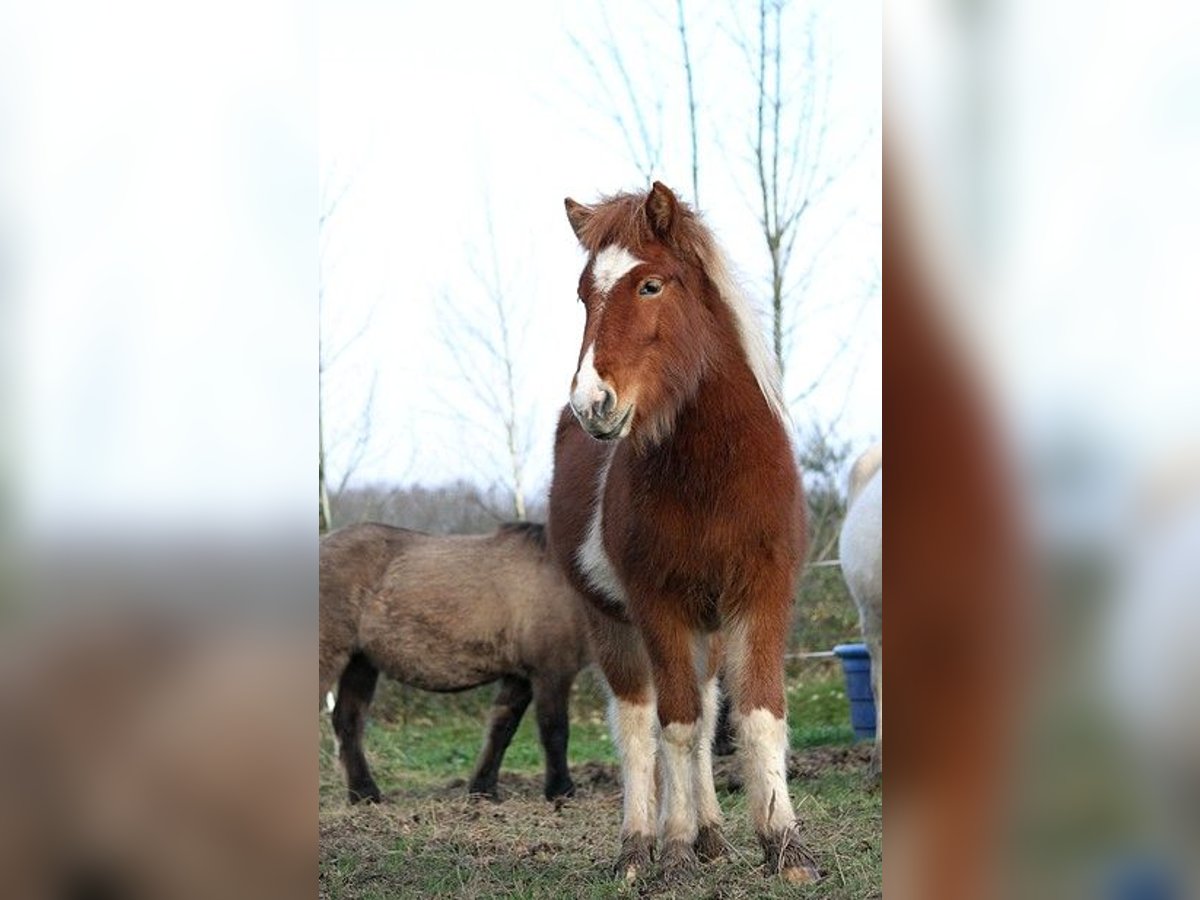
top-left (319, 745), bottom-right (881, 899)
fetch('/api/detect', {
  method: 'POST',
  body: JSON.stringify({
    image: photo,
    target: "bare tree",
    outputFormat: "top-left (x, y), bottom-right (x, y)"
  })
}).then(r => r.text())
top-left (319, 168), bottom-right (381, 532)
top-left (744, 0), bottom-right (844, 378)
top-left (567, 6), bottom-right (666, 186)
top-left (435, 204), bottom-right (531, 522)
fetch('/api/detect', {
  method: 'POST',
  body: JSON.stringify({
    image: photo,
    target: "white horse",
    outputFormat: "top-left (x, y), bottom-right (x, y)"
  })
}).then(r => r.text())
top-left (839, 444), bottom-right (883, 777)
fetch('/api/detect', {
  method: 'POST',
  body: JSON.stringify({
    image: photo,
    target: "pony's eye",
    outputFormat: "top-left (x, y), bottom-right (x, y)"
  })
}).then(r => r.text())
top-left (638, 279), bottom-right (663, 297)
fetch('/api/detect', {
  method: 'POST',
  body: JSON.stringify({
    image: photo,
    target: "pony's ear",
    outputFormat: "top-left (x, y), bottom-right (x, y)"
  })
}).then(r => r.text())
top-left (564, 198), bottom-right (592, 240)
top-left (646, 181), bottom-right (678, 237)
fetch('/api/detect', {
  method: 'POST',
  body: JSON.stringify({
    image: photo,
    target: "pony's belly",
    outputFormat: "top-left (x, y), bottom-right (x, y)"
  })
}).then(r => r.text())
top-left (358, 614), bottom-right (512, 692)
top-left (372, 645), bottom-right (505, 692)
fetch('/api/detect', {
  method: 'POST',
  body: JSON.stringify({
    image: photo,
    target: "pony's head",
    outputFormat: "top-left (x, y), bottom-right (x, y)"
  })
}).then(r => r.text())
top-left (562, 182), bottom-right (783, 445)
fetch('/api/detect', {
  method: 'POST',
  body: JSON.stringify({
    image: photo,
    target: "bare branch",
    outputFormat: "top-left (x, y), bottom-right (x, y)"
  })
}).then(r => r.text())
top-left (566, 3), bottom-right (665, 183)
top-left (676, 0), bottom-right (700, 205)
top-left (435, 198), bottom-right (532, 521)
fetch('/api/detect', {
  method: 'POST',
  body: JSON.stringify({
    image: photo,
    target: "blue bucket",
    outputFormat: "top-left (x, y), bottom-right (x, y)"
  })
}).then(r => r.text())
top-left (833, 643), bottom-right (876, 740)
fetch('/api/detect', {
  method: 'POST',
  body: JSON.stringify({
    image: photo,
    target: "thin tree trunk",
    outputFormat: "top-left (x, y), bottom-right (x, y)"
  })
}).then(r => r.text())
top-left (676, 0), bottom-right (699, 206)
top-left (319, 405), bottom-right (333, 533)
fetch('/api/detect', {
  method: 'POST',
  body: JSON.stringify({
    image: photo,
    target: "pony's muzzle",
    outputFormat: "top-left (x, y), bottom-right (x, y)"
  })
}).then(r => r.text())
top-left (570, 384), bottom-right (631, 440)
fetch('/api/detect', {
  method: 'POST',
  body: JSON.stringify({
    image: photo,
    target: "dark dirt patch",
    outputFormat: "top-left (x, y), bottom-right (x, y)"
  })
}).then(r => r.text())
top-left (710, 743), bottom-right (875, 793)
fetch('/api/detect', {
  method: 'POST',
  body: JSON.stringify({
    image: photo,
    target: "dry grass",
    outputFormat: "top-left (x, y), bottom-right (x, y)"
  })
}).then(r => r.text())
top-left (319, 713), bottom-right (881, 899)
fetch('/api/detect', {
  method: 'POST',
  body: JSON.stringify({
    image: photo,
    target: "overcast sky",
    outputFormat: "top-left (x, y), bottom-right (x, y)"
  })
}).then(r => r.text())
top-left (319, 0), bottom-right (882, 495)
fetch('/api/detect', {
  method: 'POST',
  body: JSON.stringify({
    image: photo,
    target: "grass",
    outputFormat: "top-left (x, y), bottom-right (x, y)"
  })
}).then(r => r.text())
top-left (319, 660), bottom-right (880, 898)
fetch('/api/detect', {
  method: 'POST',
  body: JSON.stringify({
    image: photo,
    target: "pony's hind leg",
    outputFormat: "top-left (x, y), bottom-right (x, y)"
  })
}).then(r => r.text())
top-left (725, 612), bottom-right (821, 884)
top-left (332, 652), bottom-right (382, 804)
top-left (868, 635), bottom-right (883, 782)
top-left (693, 635), bottom-right (727, 862)
top-left (468, 675), bottom-right (532, 800)
top-left (533, 673), bottom-right (576, 801)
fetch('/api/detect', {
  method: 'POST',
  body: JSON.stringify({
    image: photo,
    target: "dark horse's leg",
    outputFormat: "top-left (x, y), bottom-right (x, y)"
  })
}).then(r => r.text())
top-left (533, 673), bottom-right (576, 801)
top-left (712, 673), bottom-right (737, 757)
top-left (332, 652), bottom-right (382, 804)
top-left (467, 675), bottom-right (533, 800)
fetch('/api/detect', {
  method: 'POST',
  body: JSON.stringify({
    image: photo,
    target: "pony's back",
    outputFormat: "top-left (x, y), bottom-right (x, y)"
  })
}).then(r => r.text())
top-left (847, 443), bottom-right (883, 507)
top-left (322, 522), bottom-right (589, 693)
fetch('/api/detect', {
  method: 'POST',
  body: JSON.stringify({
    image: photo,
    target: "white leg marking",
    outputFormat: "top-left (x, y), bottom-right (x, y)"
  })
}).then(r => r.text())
top-left (326, 690), bottom-right (341, 756)
top-left (658, 720), bottom-right (699, 844)
top-left (577, 452), bottom-right (627, 606)
top-left (592, 245), bottom-right (644, 296)
top-left (609, 694), bottom-right (657, 837)
top-left (737, 708), bottom-right (796, 835)
top-left (694, 677), bottom-right (723, 828)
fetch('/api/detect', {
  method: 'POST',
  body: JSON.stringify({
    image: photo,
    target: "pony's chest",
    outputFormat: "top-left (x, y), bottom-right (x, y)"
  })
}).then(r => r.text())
top-left (579, 491), bottom-right (734, 611)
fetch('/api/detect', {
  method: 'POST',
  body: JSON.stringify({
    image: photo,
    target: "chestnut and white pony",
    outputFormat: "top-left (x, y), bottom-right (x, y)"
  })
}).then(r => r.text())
top-left (547, 183), bottom-right (819, 883)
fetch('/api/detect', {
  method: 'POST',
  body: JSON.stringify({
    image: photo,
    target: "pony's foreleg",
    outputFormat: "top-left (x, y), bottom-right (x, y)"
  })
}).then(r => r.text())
top-left (533, 672), bottom-right (576, 801)
top-left (332, 652), bottom-right (382, 804)
top-left (607, 687), bottom-right (658, 881)
top-left (468, 674), bottom-right (533, 800)
top-left (639, 614), bottom-right (703, 877)
top-left (726, 614), bottom-right (820, 884)
top-left (586, 606), bottom-right (657, 882)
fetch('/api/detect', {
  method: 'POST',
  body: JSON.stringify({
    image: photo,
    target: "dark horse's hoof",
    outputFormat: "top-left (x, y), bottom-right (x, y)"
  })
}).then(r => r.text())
top-left (614, 832), bottom-right (654, 884)
top-left (467, 781), bottom-right (501, 802)
top-left (347, 783), bottom-right (383, 805)
top-left (544, 777), bottom-right (575, 801)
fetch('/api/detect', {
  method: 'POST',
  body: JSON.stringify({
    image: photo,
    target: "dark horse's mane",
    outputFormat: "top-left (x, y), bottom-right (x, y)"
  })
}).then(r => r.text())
top-left (497, 520), bottom-right (548, 552)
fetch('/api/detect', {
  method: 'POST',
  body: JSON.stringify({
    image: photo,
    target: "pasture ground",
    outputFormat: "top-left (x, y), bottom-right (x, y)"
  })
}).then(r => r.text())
top-left (319, 660), bottom-right (881, 899)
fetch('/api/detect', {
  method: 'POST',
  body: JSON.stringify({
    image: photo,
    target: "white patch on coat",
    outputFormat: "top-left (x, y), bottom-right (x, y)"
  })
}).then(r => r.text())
top-left (609, 694), bottom-right (658, 837)
top-left (577, 452), bottom-right (627, 606)
top-left (737, 707), bottom-right (797, 835)
top-left (592, 245), bottom-right (644, 297)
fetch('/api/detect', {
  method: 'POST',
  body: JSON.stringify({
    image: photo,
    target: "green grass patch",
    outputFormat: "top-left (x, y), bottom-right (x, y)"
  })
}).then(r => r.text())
top-left (321, 663), bottom-right (879, 898)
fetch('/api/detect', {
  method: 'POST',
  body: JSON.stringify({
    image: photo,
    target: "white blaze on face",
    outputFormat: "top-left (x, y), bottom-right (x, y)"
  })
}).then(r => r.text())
top-left (571, 343), bottom-right (606, 416)
top-left (591, 244), bottom-right (643, 297)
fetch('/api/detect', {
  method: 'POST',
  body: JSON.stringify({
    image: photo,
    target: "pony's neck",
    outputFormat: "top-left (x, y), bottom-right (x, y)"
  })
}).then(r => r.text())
top-left (636, 320), bottom-right (786, 462)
